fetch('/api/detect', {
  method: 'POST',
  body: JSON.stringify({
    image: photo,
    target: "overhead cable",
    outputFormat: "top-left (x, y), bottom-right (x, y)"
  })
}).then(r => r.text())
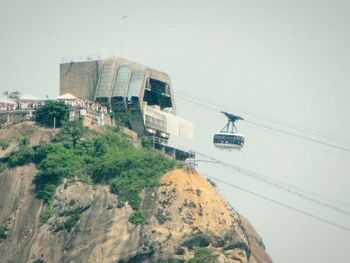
top-left (204, 173), bottom-right (350, 233)
top-left (195, 151), bottom-right (350, 216)
top-left (175, 95), bottom-right (350, 153)
top-left (175, 90), bottom-right (350, 146)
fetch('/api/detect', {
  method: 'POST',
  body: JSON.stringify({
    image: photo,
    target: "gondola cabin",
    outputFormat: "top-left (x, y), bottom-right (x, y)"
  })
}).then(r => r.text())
top-left (213, 132), bottom-right (245, 149)
top-left (213, 111), bottom-right (245, 150)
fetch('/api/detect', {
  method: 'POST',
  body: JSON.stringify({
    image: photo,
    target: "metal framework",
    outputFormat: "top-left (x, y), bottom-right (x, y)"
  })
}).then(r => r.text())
top-left (220, 111), bottom-right (243, 133)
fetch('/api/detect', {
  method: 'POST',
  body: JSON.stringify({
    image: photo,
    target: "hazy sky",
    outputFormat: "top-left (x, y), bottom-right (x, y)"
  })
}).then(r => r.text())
top-left (1, 1), bottom-right (350, 262)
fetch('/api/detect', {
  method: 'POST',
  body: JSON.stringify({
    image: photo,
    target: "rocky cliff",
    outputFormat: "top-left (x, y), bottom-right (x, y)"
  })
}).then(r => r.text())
top-left (0, 123), bottom-right (272, 263)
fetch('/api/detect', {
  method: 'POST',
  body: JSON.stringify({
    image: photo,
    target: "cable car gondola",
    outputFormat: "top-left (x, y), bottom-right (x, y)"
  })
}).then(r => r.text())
top-left (213, 111), bottom-right (245, 149)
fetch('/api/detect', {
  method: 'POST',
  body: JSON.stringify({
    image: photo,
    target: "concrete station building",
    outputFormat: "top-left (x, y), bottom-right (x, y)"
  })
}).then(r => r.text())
top-left (60, 56), bottom-right (193, 149)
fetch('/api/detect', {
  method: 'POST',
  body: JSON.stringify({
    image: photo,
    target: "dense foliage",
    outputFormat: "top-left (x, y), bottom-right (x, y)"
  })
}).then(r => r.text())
top-left (34, 144), bottom-right (82, 202)
top-left (7, 146), bottom-right (35, 167)
top-left (1, 120), bottom-right (177, 224)
top-left (35, 101), bottom-right (69, 127)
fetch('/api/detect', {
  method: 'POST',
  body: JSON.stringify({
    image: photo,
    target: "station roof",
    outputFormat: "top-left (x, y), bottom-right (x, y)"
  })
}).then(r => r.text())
top-left (57, 93), bottom-right (77, 100)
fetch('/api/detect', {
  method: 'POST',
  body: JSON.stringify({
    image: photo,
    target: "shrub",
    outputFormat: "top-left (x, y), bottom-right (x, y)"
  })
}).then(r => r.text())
top-left (18, 135), bottom-right (30, 146)
top-left (33, 143), bottom-right (66, 164)
top-left (63, 213), bottom-right (80, 232)
top-left (129, 210), bottom-right (147, 225)
top-left (0, 139), bottom-right (10, 150)
top-left (35, 101), bottom-right (69, 127)
top-left (183, 235), bottom-right (210, 249)
top-left (34, 147), bottom-right (82, 202)
top-left (188, 248), bottom-right (218, 263)
top-left (54, 213), bottom-right (80, 232)
top-left (141, 136), bottom-right (153, 149)
top-left (108, 149), bottom-right (175, 209)
top-left (175, 247), bottom-right (185, 255)
top-left (55, 120), bottom-right (87, 146)
top-left (0, 162), bottom-right (8, 172)
top-left (223, 242), bottom-right (250, 257)
top-left (155, 208), bottom-right (172, 225)
top-left (7, 146), bottom-right (35, 167)
top-left (112, 111), bottom-right (130, 127)
top-left (0, 226), bottom-right (9, 240)
top-left (40, 203), bottom-right (53, 224)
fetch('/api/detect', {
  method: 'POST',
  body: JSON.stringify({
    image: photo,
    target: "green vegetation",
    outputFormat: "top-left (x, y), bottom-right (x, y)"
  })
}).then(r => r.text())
top-left (0, 162), bottom-right (8, 172)
top-left (0, 226), bottom-right (9, 240)
top-left (223, 242), bottom-right (250, 257)
top-left (35, 101), bottom-right (69, 127)
top-left (141, 136), bottom-right (153, 149)
top-left (155, 208), bottom-right (172, 224)
top-left (129, 210), bottom-right (147, 225)
top-left (34, 145), bottom-right (82, 202)
top-left (7, 146), bottom-right (35, 167)
top-left (1, 119), bottom-right (177, 225)
top-left (18, 135), bottom-right (30, 146)
top-left (175, 246), bottom-right (185, 255)
top-left (0, 138), bottom-right (10, 150)
top-left (3, 90), bottom-right (20, 100)
top-left (112, 111), bottom-right (130, 127)
top-left (183, 235), bottom-right (210, 249)
top-left (40, 202), bottom-right (53, 224)
top-left (54, 212), bottom-right (80, 232)
top-left (188, 248), bottom-right (218, 263)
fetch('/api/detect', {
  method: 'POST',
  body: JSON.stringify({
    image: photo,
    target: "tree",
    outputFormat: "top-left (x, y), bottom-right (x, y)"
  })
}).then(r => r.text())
top-left (57, 120), bottom-right (87, 146)
top-left (35, 101), bottom-right (69, 127)
top-left (8, 91), bottom-right (20, 100)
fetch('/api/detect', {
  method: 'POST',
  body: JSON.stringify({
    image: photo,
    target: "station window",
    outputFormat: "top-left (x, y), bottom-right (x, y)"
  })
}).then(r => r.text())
top-left (143, 78), bottom-right (172, 109)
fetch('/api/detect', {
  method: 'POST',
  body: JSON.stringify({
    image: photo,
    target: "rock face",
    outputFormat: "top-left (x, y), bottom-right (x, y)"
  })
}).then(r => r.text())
top-left (0, 166), bottom-right (272, 263)
top-left (0, 122), bottom-right (271, 262)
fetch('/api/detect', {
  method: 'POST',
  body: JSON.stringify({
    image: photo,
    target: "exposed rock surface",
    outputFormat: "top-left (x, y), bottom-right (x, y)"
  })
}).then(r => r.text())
top-left (0, 167), bottom-right (272, 263)
top-left (0, 122), bottom-right (272, 262)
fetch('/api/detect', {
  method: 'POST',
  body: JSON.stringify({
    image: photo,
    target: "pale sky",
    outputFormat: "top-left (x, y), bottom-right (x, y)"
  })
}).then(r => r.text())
top-left (1, 1), bottom-right (350, 262)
